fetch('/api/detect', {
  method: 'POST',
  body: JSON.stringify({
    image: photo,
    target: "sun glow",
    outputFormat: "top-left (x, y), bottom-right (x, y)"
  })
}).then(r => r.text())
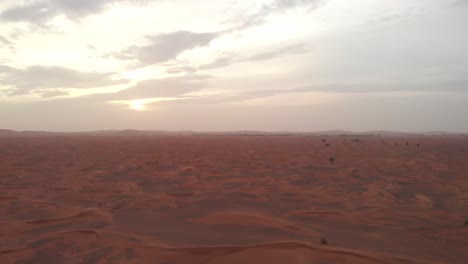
top-left (108, 97), bottom-right (185, 111)
top-left (130, 100), bottom-right (145, 111)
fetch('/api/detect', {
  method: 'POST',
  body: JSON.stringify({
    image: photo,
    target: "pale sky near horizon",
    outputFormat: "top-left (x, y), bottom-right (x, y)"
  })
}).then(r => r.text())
top-left (0, 0), bottom-right (467, 132)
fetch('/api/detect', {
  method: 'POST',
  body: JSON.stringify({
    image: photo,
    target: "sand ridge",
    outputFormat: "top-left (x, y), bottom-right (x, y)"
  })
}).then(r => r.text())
top-left (0, 135), bottom-right (467, 263)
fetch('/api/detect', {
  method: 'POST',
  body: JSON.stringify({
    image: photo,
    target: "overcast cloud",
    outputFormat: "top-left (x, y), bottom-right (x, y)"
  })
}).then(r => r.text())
top-left (0, 0), bottom-right (467, 132)
top-left (114, 31), bottom-right (220, 65)
top-left (0, 65), bottom-right (126, 95)
top-left (0, 0), bottom-right (123, 24)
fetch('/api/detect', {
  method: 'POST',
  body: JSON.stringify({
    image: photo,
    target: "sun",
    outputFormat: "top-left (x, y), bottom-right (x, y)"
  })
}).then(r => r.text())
top-left (130, 100), bottom-right (145, 111)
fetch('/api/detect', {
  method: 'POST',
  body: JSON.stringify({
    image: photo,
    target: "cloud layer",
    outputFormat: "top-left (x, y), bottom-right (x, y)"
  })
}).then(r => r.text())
top-left (0, 65), bottom-right (126, 95)
top-left (232, 0), bottom-right (324, 30)
top-left (0, 0), bottom-right (120, 24)
top-left (114, 31), bottom-right (219, 65)
top-left (0, 0), bottom-right (467, 132)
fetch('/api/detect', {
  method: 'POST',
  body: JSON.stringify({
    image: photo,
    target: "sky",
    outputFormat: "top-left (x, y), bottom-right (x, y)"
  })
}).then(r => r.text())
top-left (0, 0), bottom-right (467, 132)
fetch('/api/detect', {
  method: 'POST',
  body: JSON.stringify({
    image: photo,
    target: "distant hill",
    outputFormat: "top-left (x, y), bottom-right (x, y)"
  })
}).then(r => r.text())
top-left (0, 129), bottom-right (465, 137)
top-left (0, 129), bottom-right (57, 137)
top-left (0, 129), bottom-right (16, 136)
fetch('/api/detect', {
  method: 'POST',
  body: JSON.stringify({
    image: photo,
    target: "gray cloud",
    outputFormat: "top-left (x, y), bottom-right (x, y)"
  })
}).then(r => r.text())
top-left (377, 14), bottom-right (401, 23)
top-left (109, 75), bottom-right (212, 100)
top-left (0, 34), bottom-right (15, 52)
top-left (198, 56), bottom-right (234, 70)
top-left (69, 74), bottom-right (214, 103)
top-left (199, 43), bottom-right (312, 70)
top-left (0, 35), bottom-right (12, 45)
top-left (454, 0), bottom-right (468, 7)
top-left (295, 77), bottom-right (468, 94)
top-left (270, 0), bottom-right (322, 9)
top-left (105, 1), bottom-right (318, 66)
top-left (113, 31), bottom-right (219, 65)
top-left (250, 44), bottom-right (310, 61)
top-left (232, 0), bottom-right (324, 30)
top-left (166, 66), bottom-right (197, 74)
top-left (159, 72), bottom-right (468, 107)
top-left (0, 0), bottom-right (155, 25)
top-left (107, 1), bottom-right (318, 66)
top-left (0, 0), bottom-right (158, 25)
top-left (0, 2), bottom-right (55, 24)
top-left (0, 0), bottom-right (119, 24)
top-left (0, 65), bottom-right (127, 95)
top-left (38, 89), bottom-right (69, 98)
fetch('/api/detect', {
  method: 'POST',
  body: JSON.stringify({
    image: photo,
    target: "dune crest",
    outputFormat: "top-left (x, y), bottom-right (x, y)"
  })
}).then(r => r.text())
top-left (1, 135), bottom-right (467, 263)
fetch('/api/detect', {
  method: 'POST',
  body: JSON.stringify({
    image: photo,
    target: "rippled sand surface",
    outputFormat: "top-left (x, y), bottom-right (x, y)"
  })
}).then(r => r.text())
top-left (1, 135), bottom-right (467, 263)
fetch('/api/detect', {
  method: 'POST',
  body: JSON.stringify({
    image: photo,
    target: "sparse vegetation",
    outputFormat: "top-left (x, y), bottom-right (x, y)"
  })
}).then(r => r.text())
top-left (320, 238), bottom-right (328, 245)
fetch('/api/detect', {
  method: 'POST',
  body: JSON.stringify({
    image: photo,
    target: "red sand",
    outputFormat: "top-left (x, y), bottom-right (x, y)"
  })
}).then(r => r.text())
top-left (0, 135), bottom-right (467, 263)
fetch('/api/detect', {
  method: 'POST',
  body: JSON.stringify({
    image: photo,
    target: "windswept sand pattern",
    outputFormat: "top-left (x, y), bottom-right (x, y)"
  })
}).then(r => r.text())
top-left (0, 135), bottom-right (467, 263)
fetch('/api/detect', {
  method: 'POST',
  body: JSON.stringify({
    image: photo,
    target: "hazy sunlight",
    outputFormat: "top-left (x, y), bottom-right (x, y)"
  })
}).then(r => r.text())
top-left (130, 100), bottom-right (145, 111)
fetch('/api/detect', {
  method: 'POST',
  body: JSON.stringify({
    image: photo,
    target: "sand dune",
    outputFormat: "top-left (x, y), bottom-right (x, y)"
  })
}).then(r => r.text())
top-left (1, 135), bottom-right (467, 263)
top-left (190, 211), bottom-right (308, 234)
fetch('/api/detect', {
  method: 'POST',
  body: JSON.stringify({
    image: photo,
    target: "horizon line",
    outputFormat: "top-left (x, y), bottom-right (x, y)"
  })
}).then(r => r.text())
top-left (1, 128), bottom-right (467, 135)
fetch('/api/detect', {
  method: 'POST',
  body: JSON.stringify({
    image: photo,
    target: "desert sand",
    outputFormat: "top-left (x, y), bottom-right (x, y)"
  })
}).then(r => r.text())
top-left (0, 134), bottom-right (467, 263)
